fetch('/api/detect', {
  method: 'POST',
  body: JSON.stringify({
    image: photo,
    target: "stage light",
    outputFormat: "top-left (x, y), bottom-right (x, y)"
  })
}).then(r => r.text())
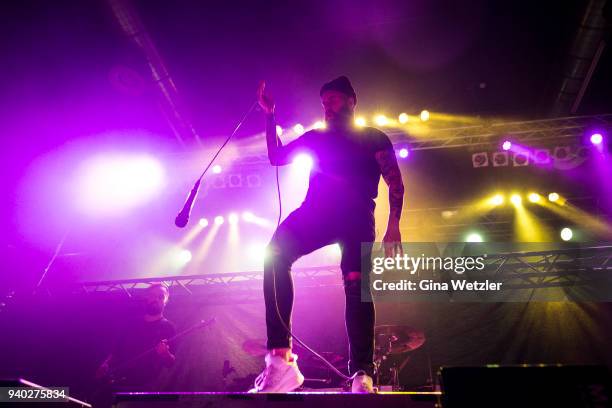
top-left (420, 110), bottom-right (430, 121)
top-left (510, 194), bottom-right (522, 205)
top-left (398, 113), bottom-right (409, 124)
top-left (246, 174), bottom-right (262, 188)
top-left (292, 153), bottom-right (313, 173)
top-left (528, 193), bottom-right (541, 203)
top-left (178, 249), bottom-right (192, 264)
top-left (513, 200), bottom-right (549, 241)
top-left (490, 194), bottom-right (504, 206)
top-left (472, 152), bottom-right (489, 168)
top-left (75, 153), bottom-right (166, 216)
top-left (293, 124), bottom-right (305, 135)
top-left (276, 125), bottom-right (283, 136)
top-left (553, 146), bottom-right (571, 160)
top-left (199, 218), bottom-right (209, 227)
top-left (355, 117), bottom-right (366, 127)
top-left (247, 243), bottom-right (269, 262)
top-left (492, 152), bottom-right (509, 167)
top-left (465, 232), bottom-right (484, 242)
top-left (513, 152), bottom-right (529, 166)
top-left (240, 211), bottom-right (272, 228)
top-left (228, 174), bottom-right (243, 188)
top-left (548, 192), bottom-right (560, 202)
top-left (228, 213), bottom-right (239, 225)
top-left (313, 120), bottom-right (326, 129)
top-left (590, 133), bottom-right (603, 145)
top-left (560, 227), bottom-right (573, 241)
top-left (374, 115), bottom-right (388, 126)
top-left (502, 140), bottom-right (512, 151)
top-left (534, 149), bottom-right (552, 164)
top-left (398, 148), bottom-right (409, 159)
top-left (214, 215), bottom-right (224, 225)
top-left (212, 164), bottom-right (222, 174)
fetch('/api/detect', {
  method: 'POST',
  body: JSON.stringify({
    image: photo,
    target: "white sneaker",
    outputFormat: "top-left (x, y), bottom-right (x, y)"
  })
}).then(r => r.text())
top-left (249, 353), bottom-right (304, 393)
top-left (351, 371), bottom-right (376, 393)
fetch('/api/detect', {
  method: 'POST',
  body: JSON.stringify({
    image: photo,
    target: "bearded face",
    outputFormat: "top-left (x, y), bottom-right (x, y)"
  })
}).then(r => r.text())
top-left (143, 286), bottom-right (167, 315)
top-left (321, 90), bottom-right (355, 126)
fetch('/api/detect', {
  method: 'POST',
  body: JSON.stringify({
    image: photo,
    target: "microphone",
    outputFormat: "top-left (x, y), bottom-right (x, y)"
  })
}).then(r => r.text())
top-left (175, 179), bottom-right (201, 228)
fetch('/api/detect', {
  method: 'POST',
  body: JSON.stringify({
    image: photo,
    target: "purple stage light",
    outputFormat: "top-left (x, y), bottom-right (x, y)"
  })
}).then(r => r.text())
top-left (398, 148), bottom-right (409, 159)
top-left (590, 133), bottom-right (603, 145)
top-left (502, 140), bottom-right (512, 151)
top-left (178, 249), bottom-right (192, 264)
top-left (75, 153), bottom-right (165, 216)
top-left (292, 153), bottom-right (313, 173)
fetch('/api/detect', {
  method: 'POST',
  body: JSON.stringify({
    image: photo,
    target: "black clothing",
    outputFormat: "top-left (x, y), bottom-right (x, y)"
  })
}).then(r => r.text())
top-left (264, 126), bottom-right (393, 377)
top-left (111, 317), bottom-right (176, 388)
top-left (290, 127), bottom-right (393, 211)
top-left (320, 75), bottom-right (357, 102)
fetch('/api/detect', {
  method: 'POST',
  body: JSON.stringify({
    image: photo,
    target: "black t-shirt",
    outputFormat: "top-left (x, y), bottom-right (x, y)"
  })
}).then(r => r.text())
top-left (111, 317), bottom-right (176, 387)
top-left (288, 126), bottom-right (393, 211)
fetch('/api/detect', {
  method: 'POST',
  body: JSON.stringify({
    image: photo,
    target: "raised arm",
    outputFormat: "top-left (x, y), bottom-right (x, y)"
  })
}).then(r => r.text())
top-left (375, 149), bottom-right (405, 256)
top-left (258, 80), bottom-right (302, 166)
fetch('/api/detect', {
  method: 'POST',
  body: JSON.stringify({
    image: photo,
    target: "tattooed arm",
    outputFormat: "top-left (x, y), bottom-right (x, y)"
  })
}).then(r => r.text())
top-left (375, 149), bottom-right (404, 256)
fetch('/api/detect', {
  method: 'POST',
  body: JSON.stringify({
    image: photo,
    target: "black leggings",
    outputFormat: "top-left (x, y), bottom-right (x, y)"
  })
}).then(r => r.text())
top-left (264, 203), bottom-right (376, 376)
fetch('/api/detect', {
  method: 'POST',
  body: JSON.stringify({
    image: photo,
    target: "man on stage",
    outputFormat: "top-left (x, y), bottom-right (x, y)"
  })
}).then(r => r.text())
top-left (96, 284), bottom-right (176, 389)
top-left (252, 76), bottom-right (404, 393)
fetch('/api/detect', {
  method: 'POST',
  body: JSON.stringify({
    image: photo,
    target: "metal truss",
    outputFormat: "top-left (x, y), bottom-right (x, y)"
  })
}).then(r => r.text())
top-left (56, 246), bottom-right (612, 304)
top-left (222, 114), bottom-right (612, 169)
top-left (467, 245), bottom-right (612, 300)
top-left (69, 265), bottom-right (342, 297)
top-left (388, 114), bottom-right (612, 151)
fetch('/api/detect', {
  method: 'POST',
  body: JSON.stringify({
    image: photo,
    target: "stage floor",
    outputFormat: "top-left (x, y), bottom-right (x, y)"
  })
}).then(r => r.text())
top-left (113, 391), bottom-right (440, 408)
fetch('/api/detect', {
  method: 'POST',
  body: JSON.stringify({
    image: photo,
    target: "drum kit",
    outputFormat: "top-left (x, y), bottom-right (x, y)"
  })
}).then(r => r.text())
top-left (373, 325), bottom-right (426, 390)
top-left (240, 325), bottom-right (425, 390)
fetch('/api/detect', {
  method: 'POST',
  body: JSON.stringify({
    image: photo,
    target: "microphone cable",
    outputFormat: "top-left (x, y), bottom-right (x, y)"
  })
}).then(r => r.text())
top-left (176, 95), bottom-right (360, 384)
top-left (271, 132), bottom-right (360, 384)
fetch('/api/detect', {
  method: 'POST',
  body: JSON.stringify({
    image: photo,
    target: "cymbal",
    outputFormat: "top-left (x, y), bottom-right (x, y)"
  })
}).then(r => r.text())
top-left (241, 338), bottom-right (267, 357)
top-left (374, 325), bottom-right (426, 354)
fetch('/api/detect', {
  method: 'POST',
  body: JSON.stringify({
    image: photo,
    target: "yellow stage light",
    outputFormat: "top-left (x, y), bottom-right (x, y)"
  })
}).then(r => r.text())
top-left (560, 227), bottom-right (573, 241)
top-left (465, 232), bottom-right (484, 242)
top-left (374, 115), bottom-right (388, 126)
top-left (355, 117), bottom-right (366, 127)
top-left (420, 110), bottom-right (430, 121)
top-left (548, 192), bottom-right (560, 202)
top-left (528, 193), bottom-right (541, 203)
top-left (510, 194), bottom-right (522, 205)
top-left (398, 113), bottom-right (409, 124)
top-left (490, 194), bottom-right (505, 206)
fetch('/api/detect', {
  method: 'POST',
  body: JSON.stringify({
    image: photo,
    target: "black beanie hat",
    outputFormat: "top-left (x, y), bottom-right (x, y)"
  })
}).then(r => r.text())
top-left (320, 76), bottom-right (357, 103)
